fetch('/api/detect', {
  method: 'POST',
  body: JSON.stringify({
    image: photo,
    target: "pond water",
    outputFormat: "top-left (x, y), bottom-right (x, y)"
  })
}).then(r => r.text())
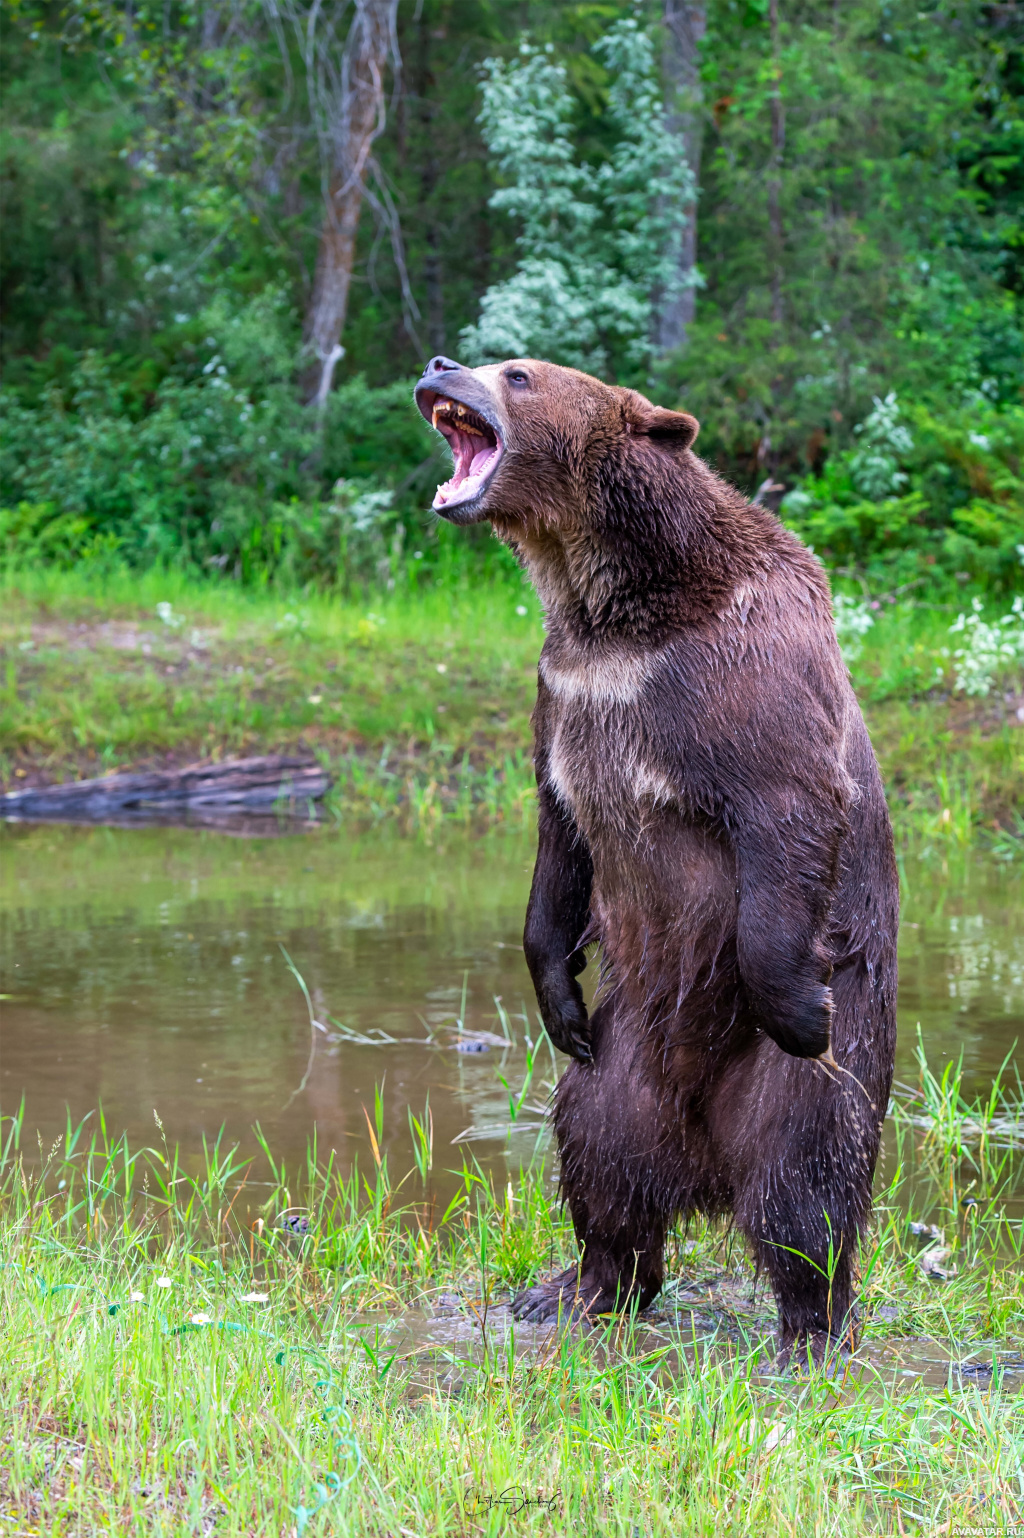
top-left (1, 821), bottom-right (1021, 1189)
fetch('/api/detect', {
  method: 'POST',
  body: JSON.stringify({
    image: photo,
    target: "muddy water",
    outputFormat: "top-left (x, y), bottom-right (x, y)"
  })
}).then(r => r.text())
top-left (344, 1296), bottom-right (1024, 1397)
top-left (1, 822), bottom-right (1021, 1185)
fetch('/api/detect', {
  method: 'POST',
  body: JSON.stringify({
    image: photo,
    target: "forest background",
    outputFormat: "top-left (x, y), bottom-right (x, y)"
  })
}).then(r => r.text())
top-left (1, 0), bottom-right (1022, 599)
top-left (1, 0), bottom-right (1023, 835)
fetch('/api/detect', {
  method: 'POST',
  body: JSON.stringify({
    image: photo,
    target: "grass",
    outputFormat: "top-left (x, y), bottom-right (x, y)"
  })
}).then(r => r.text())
top-left (0, 566), bottom-right (542, 833)
top-left (1, 1043), bottom-right (1022, 1536)
top-left (1, 566), bottom-right (1022, 841)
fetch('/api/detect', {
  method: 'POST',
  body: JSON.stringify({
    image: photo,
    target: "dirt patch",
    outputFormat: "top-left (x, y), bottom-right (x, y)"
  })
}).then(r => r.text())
top-left (933, 685), bottom-right (1024, 736)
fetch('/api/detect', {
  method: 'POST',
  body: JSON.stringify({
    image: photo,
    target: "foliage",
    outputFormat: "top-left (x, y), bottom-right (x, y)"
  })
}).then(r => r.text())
top-left (662, 0), bottom-right (1024, 483)
top-left (0, 1), bottom-right (1022, 590)
top-left (948, 595), bottom-right (1024, 696)
top-left (0, 289), bottom-right (446, 587)
top-left (849, 393), bottom-right (915, 502)
top-left (0, 0), bottom-right (282, 368)
top-left (461, 20), bottom-right (694, 377)
top-left (781, 395), bottom-right (1024, 595)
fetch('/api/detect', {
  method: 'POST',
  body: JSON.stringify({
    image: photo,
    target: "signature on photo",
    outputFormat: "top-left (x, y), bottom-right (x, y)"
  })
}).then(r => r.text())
top-left (464, 1486), bottom-right (560, 1516)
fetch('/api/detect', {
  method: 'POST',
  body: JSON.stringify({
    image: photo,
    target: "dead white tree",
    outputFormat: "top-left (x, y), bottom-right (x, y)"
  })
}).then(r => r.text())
top-left (270, 0), bottom-right (415, 407)
top-left (657, 1), bottom-right (706, 352)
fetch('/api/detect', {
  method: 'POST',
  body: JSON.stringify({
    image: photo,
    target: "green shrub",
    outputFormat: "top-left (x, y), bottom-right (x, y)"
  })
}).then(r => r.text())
top-left (4, 303), bottom-right (1022, 599)
top-left (781, 397), bottom-right (1024, 595)
top-left (0, 501), bottom-right (98, 567)
top-left (0, 288), bottom-right (444, 589)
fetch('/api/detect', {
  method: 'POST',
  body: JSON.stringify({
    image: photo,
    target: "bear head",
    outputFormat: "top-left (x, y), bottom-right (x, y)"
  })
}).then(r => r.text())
top-left (413, 355), bottom-right (700, 538)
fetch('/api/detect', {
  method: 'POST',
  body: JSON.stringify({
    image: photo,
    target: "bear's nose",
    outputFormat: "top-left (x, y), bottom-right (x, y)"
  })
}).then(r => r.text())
top-left (422, 355), bottom-right (463, 377)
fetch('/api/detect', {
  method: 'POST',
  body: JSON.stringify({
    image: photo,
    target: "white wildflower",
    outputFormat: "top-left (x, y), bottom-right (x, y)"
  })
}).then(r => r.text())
top-left (275, 611), bottom-right (309, 634)
top-left (155, 602), bottom-right (184, 629)
top-left (833, 594), bottom-right (875, 663)
top-left (950, 596), bottom-right (1024, 696)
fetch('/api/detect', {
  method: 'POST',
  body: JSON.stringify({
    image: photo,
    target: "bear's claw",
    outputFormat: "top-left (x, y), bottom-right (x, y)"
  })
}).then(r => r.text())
top-left (511, 1268), bottom-right (630, 1324)
top-left (511, 1271), bottom-right (599, 1324)
top-left (775, 1327), bottom-right (854, 1376)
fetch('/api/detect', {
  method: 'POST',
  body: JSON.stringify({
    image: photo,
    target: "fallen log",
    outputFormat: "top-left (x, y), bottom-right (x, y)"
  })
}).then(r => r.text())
top-left (1, 755), bottom-right (331, 823)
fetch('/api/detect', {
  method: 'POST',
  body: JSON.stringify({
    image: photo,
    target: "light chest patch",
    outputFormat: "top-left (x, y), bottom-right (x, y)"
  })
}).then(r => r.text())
top-left (539, 649), bottom-right (654, 706)
top-left (546, 706), bottom-right (679, 819)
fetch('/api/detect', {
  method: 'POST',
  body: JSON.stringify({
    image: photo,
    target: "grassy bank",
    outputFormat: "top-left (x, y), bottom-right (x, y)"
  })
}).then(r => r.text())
top-left (1, 567), bottom-right (1022, 842)
top-left (1, 1045), bottom-right (1022, 1536)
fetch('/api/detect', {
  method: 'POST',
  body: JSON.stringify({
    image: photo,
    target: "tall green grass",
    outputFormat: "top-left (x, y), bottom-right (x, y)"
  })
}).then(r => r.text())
top-left (1, 1043), bottom-right (1021, 1536)
top-left (0, 567), bottom-right (544, 828)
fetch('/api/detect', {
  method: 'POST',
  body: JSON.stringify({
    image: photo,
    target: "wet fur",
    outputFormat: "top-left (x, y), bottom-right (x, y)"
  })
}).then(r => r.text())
top-left (418, 359), bottom-right (899, 1363)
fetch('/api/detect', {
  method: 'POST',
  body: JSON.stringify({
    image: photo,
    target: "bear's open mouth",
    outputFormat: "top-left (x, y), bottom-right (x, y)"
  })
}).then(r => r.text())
top-left (430, 397), bottom-right (503, 510)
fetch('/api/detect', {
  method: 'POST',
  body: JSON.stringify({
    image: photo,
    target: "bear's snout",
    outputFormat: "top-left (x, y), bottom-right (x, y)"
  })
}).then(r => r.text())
top-left (415, 359), bottom-right (507, 521)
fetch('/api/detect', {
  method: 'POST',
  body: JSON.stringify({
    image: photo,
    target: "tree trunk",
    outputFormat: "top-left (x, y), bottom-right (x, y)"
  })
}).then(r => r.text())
top-left (416, 7), bottom-right (445, 356)
top-left (303, 0), bottom-right (398, 407)
top-left (656, 1), bottom-right (706, 353)
top-left (767, 0), bottom-right (785, 327)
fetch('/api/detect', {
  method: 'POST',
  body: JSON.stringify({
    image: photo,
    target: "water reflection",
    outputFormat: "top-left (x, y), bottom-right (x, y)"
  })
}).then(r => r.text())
top-left (2, 822), bottom-right (1021, 1182)
top-left (894, 849), bottom-right (1023, 1092)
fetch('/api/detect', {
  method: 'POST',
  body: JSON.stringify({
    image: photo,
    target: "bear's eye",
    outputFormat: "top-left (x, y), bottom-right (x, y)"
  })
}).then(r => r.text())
top-left (505, 369), bottom-right (530, 387)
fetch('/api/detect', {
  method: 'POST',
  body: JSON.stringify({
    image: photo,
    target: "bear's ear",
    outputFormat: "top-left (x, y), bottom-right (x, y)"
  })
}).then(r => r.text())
top-left (621, 393), bottom-right (700, 450)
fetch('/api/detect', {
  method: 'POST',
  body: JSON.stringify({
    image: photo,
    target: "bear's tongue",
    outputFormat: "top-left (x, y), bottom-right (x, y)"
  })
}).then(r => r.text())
top-left (434, 425), bottom-right (502, 510)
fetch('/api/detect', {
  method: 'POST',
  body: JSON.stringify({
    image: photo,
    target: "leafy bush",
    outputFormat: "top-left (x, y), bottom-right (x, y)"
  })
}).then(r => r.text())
top-left (781, 396), bottom-right (1024, 595)
top-left (0, 501), bottom-right (105, 568)
top-left (848, 394), bottom-right (914, 501)
top-left (0, 289), bottom-right (444, 589)
top-left (460, 21), bottom-right (693, 378)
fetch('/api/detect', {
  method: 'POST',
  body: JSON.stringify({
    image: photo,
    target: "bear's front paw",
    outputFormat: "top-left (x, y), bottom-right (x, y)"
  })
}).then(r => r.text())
top-left (536, 978), bottom-right (592, 1062)
top-left (758, 983), bottom-right (833, 1060)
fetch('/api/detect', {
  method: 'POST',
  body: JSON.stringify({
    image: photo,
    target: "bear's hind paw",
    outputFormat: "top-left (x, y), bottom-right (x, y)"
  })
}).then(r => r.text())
top-left (511, 1267), bottom-right (646, 1324)
top-left (775, 1327), bottom-right (854, 1376)
top-left (511, 1269), bottom-right (600, 1325)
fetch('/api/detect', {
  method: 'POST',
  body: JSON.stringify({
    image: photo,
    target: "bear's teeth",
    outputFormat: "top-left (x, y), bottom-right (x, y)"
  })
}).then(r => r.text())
top-left (432, 399), bottom-right (487, 437)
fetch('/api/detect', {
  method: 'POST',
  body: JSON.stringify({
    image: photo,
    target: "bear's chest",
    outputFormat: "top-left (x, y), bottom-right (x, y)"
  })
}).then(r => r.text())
top-left (539, 651), bottom-right (680, 828)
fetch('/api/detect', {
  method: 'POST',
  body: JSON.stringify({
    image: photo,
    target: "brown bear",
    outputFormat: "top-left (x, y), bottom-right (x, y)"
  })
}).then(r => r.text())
top-left (414, 355), bottom-right (898, 1366)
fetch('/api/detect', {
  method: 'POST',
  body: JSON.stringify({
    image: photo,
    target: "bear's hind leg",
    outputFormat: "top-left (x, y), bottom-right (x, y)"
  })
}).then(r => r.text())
top-left (512, 1005), bottom-right (689, 1324)
top-left (752, 1214), bottom-right (857, 1371)
top-left (511, 1193), bottom-right (666, 1324)
top-left (729, 1051), bottom-right (878, 1368)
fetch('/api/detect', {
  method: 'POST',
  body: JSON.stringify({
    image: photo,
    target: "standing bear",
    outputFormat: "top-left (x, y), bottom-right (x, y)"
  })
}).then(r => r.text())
top-left (414, 355), bottom-right (898, 1365)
